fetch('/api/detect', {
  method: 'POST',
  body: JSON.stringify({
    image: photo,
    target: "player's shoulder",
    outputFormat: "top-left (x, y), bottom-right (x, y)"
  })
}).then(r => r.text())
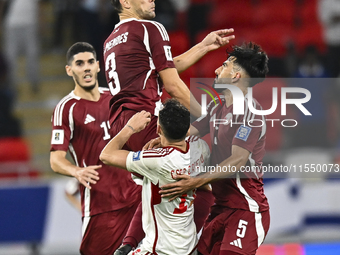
top-left (244, 94), bottom-right (262, 108)
top-left (98, 87), bottom-right (111, 97)
top-left (52, 92), bottom-right (80, 126)
top-left (53, 91), bottom-right (80, 113)
top-left (138, 19), bottom-right (170, 40)
top-left (142, 147), bottom-right (176, 159)
top-left (186, 136), bottom-right (209, 149)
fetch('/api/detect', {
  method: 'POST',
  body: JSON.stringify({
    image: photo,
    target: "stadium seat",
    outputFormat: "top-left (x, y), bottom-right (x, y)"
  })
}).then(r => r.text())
top-left (252, 0), bottom-right (295, 28)
top-left (195, 47), bottom-right (229, 78)
top-left (0, 137), bottom-right (30, 162)
top-left (168, 31), bottom-right (190, 58)
top-left (207, 0), bottom-right (253, 30)
top-left (241, 26), bottom-right (293, 58)
top-left (293, 22), bottom-right (326, 54)
top-left (0, 137), bottom-right (40, 179)
top-left (298, 0), bottom-right (319, 25)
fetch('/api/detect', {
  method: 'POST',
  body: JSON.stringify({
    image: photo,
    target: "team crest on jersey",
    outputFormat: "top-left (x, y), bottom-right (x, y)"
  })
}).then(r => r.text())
top-left (51, 130), bottom-right (64, 144)
top-left (163, 46), bottom-right (173, 61)
top-left (235, 125), bottom-right (252, 141)
top-left (133, 151), bottom-right (141, 161)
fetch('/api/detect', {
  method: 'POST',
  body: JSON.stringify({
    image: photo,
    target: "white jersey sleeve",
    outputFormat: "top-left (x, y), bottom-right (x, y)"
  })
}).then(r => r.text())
top-left (126, 150), bottom-right (161, 185)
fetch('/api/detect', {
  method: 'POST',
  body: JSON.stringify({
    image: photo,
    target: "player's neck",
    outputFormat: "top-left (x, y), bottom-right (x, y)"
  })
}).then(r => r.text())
top-left (223, 83), bottom-right (247, 108)
top-left (161, 138), bottom-right (187, 152)
top-left (119, 11), bottom-right (140, 21)
top-left (74, 85), bottom-right (101, 101)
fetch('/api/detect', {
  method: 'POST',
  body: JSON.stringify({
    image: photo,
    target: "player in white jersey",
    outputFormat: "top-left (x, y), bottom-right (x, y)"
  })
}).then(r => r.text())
top-left (100, 99), bottom-right (210, 255)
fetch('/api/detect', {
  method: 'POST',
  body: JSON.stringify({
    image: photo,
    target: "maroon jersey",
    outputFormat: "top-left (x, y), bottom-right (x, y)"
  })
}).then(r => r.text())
top-left (103, 18), bottom-right (176, 124)
top-left (50, 87), bottom-right (141, 217)
top-left (192, 94), bottom-right (269, 212)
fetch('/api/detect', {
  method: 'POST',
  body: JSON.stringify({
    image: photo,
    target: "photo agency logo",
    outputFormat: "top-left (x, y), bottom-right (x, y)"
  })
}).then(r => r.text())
top-left (197, 82), bottom-right (312, 128)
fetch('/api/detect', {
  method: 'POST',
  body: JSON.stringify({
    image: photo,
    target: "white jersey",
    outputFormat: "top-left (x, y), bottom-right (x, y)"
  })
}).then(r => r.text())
top-left (126, 136), bottom-right (210, 255)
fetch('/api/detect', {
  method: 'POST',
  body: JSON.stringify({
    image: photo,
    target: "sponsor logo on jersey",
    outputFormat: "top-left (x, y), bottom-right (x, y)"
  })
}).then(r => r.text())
top-left (230, 238), bottom-right (243, 249)
top-left (164, 45), bottom-right (173, 61)
top-left (51, 130), bottom-right (64, 145)
top-left (235, 125), bottom-right (252, 141)
top-left (84, 114), bottom-right (95, 124)
top-left (133, 151), bottom-right (141, 161)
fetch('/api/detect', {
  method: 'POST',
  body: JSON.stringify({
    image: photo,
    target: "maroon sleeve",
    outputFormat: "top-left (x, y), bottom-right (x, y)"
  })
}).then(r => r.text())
top-left (145, 21), bottom-right (176, 72)
top-left (232, 124), bottom-right (262, 153)
top-left (231, 101), bottom-right (264, 153)
top-left (192, 99), bottom-right (217, 137)
top-left (50, 101), bottom-right (72, 152)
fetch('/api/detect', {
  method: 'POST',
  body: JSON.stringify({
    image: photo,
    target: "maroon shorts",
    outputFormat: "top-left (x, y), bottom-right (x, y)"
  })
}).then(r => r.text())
top-left (194, 188), bottom-right (215, 232)
top-left (198, 206), bottom-right (270, 255)
top-left (80, 202), bottom-right (139, 255)
top-left (110, 109), bottom-right (159, 151)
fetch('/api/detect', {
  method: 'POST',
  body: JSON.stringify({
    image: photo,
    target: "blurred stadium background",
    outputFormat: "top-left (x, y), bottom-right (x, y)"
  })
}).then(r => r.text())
top-left (0, 0), bottom-right (340, 254)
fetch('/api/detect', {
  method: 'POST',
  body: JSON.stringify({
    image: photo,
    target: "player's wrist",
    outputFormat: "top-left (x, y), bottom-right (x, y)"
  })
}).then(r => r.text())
top-left (126, 124), bottom-right (135, 133)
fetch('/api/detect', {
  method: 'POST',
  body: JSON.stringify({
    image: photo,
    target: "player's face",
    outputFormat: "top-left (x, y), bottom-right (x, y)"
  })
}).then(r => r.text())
top-left (214, 57), bottom-right (236, 84)
top-left (130, 0), bottom-right (156, 20)
top-left (66, 52), bottom-right (100, 91)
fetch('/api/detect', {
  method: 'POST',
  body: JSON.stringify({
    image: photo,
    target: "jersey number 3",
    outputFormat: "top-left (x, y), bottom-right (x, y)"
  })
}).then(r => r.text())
top-left (105, 52), bottom-right (121, 96)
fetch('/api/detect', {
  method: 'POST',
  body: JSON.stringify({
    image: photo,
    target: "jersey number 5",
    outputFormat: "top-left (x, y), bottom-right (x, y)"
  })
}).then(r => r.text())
top-left (236, 219), bottom-right (248, 238)
top-left (105, 52), bottom-right (121, 96)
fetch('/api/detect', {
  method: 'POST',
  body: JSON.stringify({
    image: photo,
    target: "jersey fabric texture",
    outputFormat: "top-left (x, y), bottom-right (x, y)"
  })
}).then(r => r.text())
top-left (80, 203), bottom-right (139, 255)
top-left (192, 94), bottom-right (269, 213)
top-left (125, 136), bottom-right (210, 255)
top-left (192, 94), bottom-right (270, 254)
top-left (103, 18), bottom-right (176, 125)
top-left (50, 88), bottom-right (141, 217)
top-left (198, 206), bottom-right (270, 255)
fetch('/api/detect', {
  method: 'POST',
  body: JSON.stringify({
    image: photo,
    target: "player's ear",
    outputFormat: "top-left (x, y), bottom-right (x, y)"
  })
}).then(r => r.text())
top-left (96, 61), bottom-right (100, 73)
top-left (156, 124), bottom-right (162, 136)
top-left (120, 0), bottom-right (130, 9)
top-left (65, 65), bottom-right (73, 77)
top-left (232, 72), bottom-right (241, 83)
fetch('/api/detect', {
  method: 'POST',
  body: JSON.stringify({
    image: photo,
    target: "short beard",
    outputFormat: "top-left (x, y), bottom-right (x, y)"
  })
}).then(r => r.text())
top-left (79, 83), bottom-right (96, 92)
top-left (73, 71), bottom-right (97, 92)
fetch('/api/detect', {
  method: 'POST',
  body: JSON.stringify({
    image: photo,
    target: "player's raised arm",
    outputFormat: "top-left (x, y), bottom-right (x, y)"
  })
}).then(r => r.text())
top-left (173, 29), bottom-right (235, 73)
top-left (100, 111), bottom-right (151, 169)
top-left (159, 68), bottom-right (202, 117)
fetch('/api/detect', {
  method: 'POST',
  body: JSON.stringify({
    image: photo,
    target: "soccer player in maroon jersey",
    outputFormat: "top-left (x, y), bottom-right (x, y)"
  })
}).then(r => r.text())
top-left (159, 43), bottom-right (271, 255)
top-left (50, 42), bottom-right (141, 255)
top-left (105, 1), bottom-right (235, 254)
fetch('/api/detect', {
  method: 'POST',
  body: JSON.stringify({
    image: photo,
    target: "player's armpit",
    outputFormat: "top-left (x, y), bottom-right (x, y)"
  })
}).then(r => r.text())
top-left (159, 68), bottom-right (201, 117)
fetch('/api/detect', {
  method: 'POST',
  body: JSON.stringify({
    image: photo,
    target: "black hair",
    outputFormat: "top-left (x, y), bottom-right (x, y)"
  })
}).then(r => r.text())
top-left (158, 99), bottom-right (190, 142)
top-left (66, 42), bottom-right (97, 65)
top-left (111, 0), bottom-right (123, 13)
top-left (227, 42), bottom-right (269, 87)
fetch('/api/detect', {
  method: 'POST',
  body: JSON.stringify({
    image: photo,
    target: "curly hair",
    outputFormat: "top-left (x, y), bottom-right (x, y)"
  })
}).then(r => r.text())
top-left (227, 42), bottom-right (269, 87)
top-left (159, 99), bottom-right (190, 141)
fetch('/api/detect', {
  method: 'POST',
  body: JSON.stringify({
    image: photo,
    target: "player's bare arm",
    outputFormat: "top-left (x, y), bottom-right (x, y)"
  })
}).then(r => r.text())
top-left (50, 150), bottom-right (100, 189)
top-left (160, 144), bottom-right (250, 201)
top-left (159, 68), bottom-right (202, 117)
top-left (100, 111), bottom-right (151, 169)
top-left (173, 29), bottom-right (235, 73)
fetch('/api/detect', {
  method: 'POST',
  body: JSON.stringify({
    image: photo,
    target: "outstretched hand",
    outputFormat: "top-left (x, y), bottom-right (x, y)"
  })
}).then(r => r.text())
top-left (159, 174), bottom-right (201, 202)
top-left (201, 28), bottom-right (235, 52)
top-left (126, 110), bottom-right (151, 133)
